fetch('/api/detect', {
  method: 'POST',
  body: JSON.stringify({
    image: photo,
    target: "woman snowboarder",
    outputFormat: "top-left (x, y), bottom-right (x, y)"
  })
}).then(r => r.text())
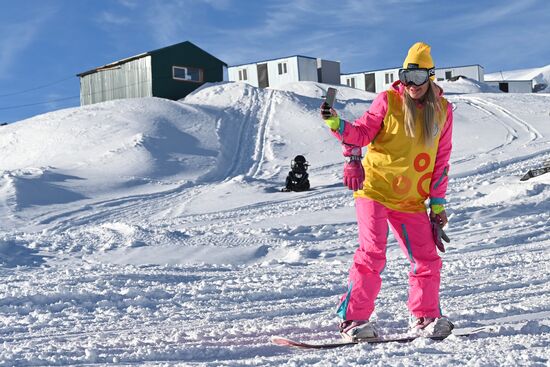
top-left (321, 42), bottom-right (454, 341)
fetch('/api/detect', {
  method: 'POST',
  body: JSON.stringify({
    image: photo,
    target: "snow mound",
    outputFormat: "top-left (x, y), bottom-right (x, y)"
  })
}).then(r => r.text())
top-left (0, 237), bottom-right (46, 267)
top-left (91, 244), bottom-right (275, 266)
top-left (0, 98), bottom-right (220, 192)
top-left (0, 168), bottom-right (87, 210)
top-left (471, 180), bottom-right (549, 207)
top-left (437, 77), bottom-right (501, 94)
top-left (271, 81), bottom-right (377, 101)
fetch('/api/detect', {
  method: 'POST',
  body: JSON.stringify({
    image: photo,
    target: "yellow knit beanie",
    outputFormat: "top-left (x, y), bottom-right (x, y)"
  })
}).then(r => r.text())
top-left (403, 42), bottom-right (434, 69)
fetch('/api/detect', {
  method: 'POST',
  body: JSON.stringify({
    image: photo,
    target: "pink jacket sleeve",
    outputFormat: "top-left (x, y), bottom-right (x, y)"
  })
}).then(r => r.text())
top-left (429, 102), bottom-right (454, 205)
top-left (330, 92), bottom-right (387, 146)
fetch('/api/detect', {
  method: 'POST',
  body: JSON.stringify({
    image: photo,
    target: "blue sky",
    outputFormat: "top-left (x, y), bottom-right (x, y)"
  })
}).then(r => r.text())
top-left (1, 0), bottom-right (549, 123)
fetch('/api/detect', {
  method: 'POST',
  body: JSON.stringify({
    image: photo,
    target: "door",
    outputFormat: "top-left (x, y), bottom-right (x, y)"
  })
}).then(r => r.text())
top-left (499, 82), bottom-right (509, 93)
top-left (257, 63), bottom-right (269, 88)
top-left (365, 73), bottom-right (376, 92)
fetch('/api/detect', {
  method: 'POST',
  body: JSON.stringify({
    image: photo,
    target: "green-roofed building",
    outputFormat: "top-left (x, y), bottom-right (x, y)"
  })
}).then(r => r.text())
top-left (77, 41), bottom-right (226, 105)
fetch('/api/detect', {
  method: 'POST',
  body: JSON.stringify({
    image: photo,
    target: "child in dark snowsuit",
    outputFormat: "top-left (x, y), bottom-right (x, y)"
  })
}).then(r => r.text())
top-left (282, 155), bottom-right (310, 192)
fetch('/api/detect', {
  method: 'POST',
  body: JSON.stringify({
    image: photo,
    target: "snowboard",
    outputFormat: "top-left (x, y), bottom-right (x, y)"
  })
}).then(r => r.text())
top-left (271, 326), bottom-right (487, 350)
top-left (520, 166), bottom-right (550, 181)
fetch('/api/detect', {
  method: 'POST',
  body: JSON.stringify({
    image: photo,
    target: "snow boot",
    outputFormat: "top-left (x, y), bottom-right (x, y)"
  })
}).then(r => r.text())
top-left (411, 317), bottom-right (454, 337)
top-left (339, 320), bottom-right (377, 341)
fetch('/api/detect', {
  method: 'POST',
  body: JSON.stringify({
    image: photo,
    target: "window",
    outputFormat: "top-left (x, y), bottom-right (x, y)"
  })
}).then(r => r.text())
top-left (445, 71), bottom-right (452, 80)
top-left (173, 66), bottom-right (203, 83)
top-left (278, 62), bottom-right (288, 75)
top-left (238, 69), bottom-right (248, 81)
top-left (346, 77), bottom-right (356, 88)
top-left (385, 73), bottom-right (394, 84)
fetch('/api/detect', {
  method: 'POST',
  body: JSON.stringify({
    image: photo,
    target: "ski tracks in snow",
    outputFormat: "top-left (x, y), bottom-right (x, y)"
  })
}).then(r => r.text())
top-left (223, 88), bottom-right (276, 180)
top-left (452, 95), bottom-right (542, 145)
top-left (248, 89), bottom-right (277, 179)
top-left (470, 96), bottom-right (543, 141)
top-left (449, 95), bottom-right (547, 176)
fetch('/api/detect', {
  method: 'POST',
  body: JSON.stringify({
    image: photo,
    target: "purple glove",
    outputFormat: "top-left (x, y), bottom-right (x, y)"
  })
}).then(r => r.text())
top-left (320, 102), bottom-right (333, 119)
top-left (342, 144), bottom-right (364, 191)
top-left (430, 214), bottom-right (450, 252)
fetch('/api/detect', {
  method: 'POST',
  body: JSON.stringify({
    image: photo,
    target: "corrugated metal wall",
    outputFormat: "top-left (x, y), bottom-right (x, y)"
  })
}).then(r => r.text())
top-left (80, 56), bottom-right (152, 105)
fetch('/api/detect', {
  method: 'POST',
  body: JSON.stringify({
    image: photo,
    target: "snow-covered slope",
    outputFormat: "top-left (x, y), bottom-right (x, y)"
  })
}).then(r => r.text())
top-left (0, 82), bottom-right (549, 366)
top-left (485, 64), bottom-right (550, 83)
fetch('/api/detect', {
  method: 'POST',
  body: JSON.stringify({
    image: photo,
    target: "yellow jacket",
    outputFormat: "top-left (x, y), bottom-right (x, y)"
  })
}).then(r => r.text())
top-left (333, 82), bottom-right (453, 212)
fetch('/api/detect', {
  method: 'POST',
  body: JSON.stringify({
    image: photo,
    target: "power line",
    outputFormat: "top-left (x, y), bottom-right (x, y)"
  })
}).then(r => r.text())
top-left (0, 95), bottom-right (80, 111)
top-left (0, 76), bottom-right (188, 111)
top-left (0, 77), bottom-right (158, 111)
top-left (0, 76), bottom-right (75, 98)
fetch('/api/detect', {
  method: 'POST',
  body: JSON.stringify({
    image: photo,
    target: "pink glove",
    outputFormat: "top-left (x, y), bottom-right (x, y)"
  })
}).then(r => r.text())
top-left (342, 144), bottom-right (364, 191)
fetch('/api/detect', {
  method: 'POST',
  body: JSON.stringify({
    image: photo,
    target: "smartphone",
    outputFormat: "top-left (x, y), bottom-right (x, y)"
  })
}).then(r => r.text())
top-left (324, 87), bottom-right (337, 108)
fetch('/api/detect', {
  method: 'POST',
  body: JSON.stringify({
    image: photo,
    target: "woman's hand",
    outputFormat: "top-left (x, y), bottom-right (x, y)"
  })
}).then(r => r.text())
top-left (430, 207), bottom-right (448, 227)
top-left (321, 102), bottom-right (340, 130)
top-left (320, 102), bottom-right (337, 120)
top-left (343, 158), bottom-right (364, 191)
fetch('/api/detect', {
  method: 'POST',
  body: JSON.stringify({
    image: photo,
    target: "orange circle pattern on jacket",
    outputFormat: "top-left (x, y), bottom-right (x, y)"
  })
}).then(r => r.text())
top-left (392, 175), bottom-right (412, 195)
top-left (414, 152), bottom-right (430, 172)
top-left (417, 172), bottom-right (432, 197)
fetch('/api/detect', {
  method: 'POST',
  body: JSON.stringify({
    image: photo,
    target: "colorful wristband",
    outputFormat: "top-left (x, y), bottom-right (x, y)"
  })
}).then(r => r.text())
top-left (324, 116), bottom-right (340, 131)
top-left (431, 204), bottom-right (445, 214)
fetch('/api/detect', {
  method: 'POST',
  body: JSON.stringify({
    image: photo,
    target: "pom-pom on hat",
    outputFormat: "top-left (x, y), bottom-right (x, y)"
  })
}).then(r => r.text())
top-left (403, 42), bottom-right (434, 70)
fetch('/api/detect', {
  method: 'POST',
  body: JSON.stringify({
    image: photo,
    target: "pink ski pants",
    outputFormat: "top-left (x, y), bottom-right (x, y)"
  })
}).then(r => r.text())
top-left (338, 198), bottom-right (443, 321)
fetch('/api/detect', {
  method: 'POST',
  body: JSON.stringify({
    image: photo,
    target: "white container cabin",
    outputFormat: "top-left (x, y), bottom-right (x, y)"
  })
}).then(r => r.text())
top-left (342, 64), bottom-right (485, 93)
top-left (485, 80), bottom-right (533, 93)
top-left (228, 56), bottom-right (340, 88)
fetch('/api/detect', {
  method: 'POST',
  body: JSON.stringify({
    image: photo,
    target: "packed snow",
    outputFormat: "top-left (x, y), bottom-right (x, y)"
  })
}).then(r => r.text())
top-left (0, 79), bottom-right (549, 366)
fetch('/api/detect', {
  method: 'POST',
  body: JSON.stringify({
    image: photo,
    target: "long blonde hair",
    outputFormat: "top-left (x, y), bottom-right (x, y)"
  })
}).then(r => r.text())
top-left (403, 80), bottom-right (444, 147)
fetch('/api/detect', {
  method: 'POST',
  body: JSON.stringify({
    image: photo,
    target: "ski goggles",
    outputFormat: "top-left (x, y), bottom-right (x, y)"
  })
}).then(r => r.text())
top-left (291, 161), bottom-right (309, 171)
top-left (398, 68), bottom-right (435, 86)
